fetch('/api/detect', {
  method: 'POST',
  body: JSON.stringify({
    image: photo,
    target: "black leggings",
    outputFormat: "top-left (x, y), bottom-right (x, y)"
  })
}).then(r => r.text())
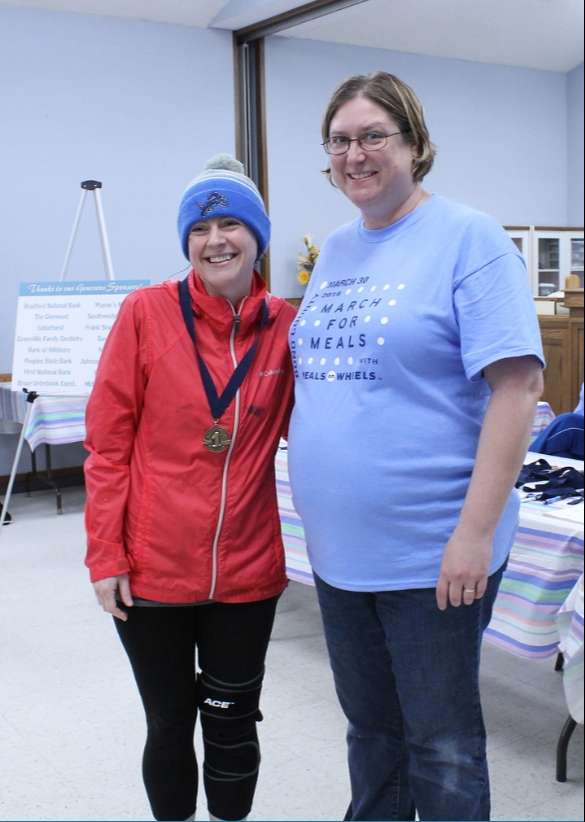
top-left (114, 596), bottom-right (279, 821)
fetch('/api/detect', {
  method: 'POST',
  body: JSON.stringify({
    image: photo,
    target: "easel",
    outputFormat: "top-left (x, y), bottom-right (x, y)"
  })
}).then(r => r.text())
top-left (60, 180), bottom-right (115, 282)
top-left (0, 181), bottom-right (115, 530)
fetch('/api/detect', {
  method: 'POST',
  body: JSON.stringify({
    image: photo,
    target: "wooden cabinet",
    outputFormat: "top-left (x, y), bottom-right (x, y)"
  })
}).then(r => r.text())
top-left (506, 227), bottom-right (584, 297)
top-left (538, 290), bottom-right (584, 414)
top-left (539, 317), bottom-right (573, 413)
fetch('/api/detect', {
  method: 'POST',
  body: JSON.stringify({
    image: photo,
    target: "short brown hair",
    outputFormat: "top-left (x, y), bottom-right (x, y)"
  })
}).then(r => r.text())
top-left (321, 71), bottom-right (436, 183)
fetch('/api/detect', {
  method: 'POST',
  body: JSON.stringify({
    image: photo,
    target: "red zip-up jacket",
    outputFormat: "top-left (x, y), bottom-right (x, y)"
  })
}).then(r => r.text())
top-left (84, 271), bottom-right (296, 603)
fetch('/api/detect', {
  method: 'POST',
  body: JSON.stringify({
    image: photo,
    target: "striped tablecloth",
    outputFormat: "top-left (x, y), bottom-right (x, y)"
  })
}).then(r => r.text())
top-left (278, 448), bottom-right (584, 638)
top-left (276, 447), bottom-right (584, 719)
top-left (532, 400), bottom-right (556, 437)
top-left (484, 496), bottom-right (584, 660)
top-left (557, 574), bottom-right (584, 723)
top-left (276, 448), bottom-right (313, 585)
top-left (0, 384), bottom-right (25, 424)
top-left (0, 384), bottom-right (87, 451)
top-left (0, 391), bottom-right (555, 455)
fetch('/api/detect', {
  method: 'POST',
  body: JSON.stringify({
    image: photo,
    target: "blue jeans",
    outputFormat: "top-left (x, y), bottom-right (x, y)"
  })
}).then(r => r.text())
top-left (314, 565), bottom-right (505, 821)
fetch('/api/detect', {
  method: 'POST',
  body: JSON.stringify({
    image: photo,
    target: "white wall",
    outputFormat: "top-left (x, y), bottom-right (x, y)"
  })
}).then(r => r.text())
top-left (265, 36), bottom-right (570, 298)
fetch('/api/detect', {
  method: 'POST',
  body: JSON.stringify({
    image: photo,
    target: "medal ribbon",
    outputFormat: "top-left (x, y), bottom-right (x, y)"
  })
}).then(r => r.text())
top-left (178, 276), bottom-right (268, 421)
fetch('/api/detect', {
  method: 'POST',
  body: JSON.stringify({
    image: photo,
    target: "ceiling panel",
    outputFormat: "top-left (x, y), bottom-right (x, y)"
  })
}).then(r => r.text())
top-left (282, 0), bottom-right (585, 72)
top-left (209, 0), bottom-right (312, 29)
top-left (0, 0), bottom-right (227, 27)
top-left (0, 0), bottom-right (583, 71)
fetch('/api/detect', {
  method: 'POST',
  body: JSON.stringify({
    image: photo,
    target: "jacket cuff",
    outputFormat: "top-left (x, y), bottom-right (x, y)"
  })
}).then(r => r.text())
top-left (85, 537), bottom-right (130, 583)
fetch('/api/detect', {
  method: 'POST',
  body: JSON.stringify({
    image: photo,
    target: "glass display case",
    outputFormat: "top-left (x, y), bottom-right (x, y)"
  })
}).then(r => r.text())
top-left (536, 235), bottom-right (560, 296)
top-left (505, 227), bottom-right (584, 296)
top-left (570, 237), bottom-right (584, 287)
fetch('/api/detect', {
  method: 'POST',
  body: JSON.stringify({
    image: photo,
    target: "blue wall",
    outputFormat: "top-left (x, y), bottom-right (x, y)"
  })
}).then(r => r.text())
top-left (0, 6), bottom-right (234, 372)
top-left (265, 36), bottom-right (572, 298)
top-left (0, 6), bottom-right (234, 476)
top-left (0, 8), bottom-right (582, 478)
top-left (567, 63), bottom-right (584, 226)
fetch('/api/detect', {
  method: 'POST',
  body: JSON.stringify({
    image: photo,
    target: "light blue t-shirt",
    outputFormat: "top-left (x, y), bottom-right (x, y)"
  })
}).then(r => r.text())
top-left (287, 195), bottom-right (544, 592)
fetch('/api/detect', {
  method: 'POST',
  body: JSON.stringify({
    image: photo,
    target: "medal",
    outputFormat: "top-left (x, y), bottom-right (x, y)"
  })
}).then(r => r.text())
top-left (204, 424), bottom-right (232, 453)
top-left (178, 277), bottom-right (268, 455)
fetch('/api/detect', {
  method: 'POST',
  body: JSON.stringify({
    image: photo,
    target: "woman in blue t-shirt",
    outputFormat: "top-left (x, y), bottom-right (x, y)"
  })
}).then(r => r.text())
top-left (287, 71), bottom-right (544, 821)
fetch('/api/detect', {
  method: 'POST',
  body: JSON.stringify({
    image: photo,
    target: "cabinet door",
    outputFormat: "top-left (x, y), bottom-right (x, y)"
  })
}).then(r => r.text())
top-left (569, 234), bottom-right (584, 288)
top-left (535, 233), bottom-right (561, 296)
top-left (570, 319), bottom-right (584, 410)
top-left (538, 317), bottom-right (572, 413)
top-left (506, 229), bottom-right (532, 285)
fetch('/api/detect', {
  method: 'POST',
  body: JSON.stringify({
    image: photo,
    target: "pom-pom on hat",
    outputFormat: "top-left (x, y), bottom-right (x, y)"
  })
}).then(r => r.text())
top-left (177, 153), bottom-right (270, 260)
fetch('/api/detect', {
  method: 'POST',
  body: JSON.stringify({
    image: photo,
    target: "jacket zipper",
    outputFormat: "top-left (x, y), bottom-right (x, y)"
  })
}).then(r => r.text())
top-left (208, 298), bottom-right (245, 600)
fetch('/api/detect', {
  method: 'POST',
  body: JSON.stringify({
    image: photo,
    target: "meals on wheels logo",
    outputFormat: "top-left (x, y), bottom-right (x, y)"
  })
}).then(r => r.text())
top-left (290, 273), bottom-right (407, 383)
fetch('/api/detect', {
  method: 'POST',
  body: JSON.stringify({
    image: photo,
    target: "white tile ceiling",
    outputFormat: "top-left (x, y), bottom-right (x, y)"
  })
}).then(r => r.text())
top-left (0, 0), bottom-right (583, 72)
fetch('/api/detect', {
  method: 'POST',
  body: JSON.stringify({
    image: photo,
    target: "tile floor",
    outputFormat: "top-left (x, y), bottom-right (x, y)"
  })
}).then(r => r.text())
top-left (0, 487), bottom-right (583, 821)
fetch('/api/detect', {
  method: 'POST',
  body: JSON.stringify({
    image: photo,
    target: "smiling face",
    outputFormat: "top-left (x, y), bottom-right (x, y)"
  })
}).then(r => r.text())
top-left (328, 95), bottom-right (418, 227)
top-left (188, 216), bottom-right (258, 305)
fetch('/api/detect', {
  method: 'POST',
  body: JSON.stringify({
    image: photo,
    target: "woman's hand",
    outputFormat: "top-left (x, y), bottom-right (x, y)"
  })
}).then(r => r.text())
top-left (93, 574), bottom-right (134, 621)
top-left (435, 357), bottom-right (543, 611)
top-left (435, 526), bottom-right (492, 610)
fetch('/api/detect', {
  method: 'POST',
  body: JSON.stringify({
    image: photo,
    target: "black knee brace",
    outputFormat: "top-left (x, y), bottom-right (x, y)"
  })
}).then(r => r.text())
top-left (197, 670), bottom-right (264, 819)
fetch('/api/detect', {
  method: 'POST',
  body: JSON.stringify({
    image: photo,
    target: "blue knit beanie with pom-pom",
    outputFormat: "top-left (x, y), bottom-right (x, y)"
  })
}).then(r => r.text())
top-left (177, 153), bottom-right (270, 260)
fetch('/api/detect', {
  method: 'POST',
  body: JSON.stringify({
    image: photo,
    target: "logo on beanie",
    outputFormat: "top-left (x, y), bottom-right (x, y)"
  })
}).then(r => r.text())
top-left (198, 191), bottom-right (229, 217)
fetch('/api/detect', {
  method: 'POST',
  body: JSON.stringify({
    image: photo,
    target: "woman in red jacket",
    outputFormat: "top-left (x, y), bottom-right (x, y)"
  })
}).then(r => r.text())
top-left (84, 154), bottom-right (296, 822)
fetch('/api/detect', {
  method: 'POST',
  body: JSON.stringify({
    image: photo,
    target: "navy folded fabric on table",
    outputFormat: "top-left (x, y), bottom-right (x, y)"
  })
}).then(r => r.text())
top-left (516, 459), bottom-right (584, 501)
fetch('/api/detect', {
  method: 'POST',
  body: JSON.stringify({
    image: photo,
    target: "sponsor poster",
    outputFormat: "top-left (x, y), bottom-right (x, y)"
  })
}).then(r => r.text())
top-left (11, 280), bottom-right (149, 395)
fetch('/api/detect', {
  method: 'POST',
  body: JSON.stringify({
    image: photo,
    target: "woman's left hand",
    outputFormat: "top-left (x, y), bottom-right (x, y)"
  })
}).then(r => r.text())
top-left (436, 526), bottom-right (492, 610)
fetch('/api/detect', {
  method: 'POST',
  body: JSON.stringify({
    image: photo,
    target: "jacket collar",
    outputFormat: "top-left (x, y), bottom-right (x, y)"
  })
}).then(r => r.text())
top-left (187, 270), bottom-right (276, 335)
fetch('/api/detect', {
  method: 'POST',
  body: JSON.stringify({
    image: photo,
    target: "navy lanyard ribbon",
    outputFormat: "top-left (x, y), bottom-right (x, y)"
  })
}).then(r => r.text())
top-left (178, 277), bottom-right (268, 421)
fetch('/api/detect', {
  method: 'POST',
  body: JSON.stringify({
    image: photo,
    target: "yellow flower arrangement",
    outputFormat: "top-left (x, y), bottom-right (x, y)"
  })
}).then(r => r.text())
top-left (297, 235), bottom-right (320, 287)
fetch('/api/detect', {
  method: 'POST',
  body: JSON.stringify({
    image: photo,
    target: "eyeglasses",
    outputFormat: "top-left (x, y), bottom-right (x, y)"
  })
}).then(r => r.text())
top-left (322, 130), bottom-right (404, 156)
